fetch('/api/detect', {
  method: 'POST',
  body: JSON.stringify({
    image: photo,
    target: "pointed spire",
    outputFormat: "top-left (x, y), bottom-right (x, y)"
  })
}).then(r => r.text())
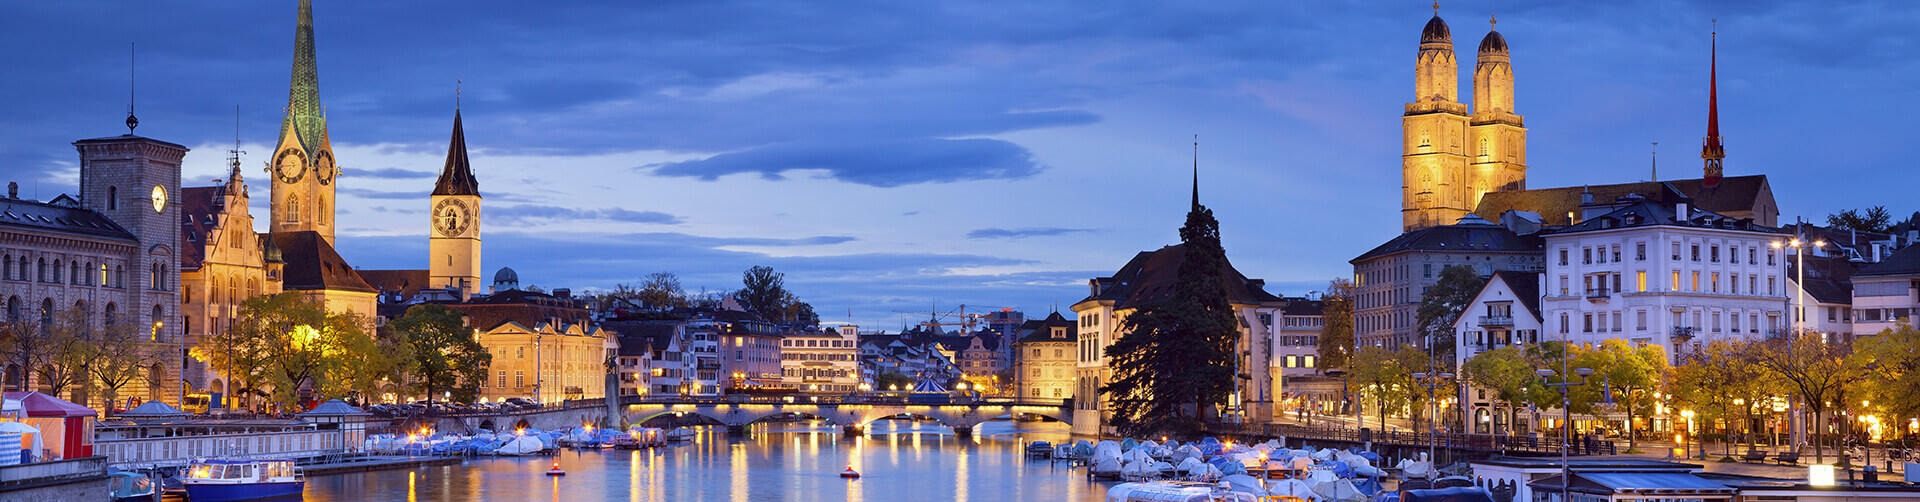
top-left (434, 109), bottom-right (480, 196)
top-left (280, 0), bottom-right (326, 150)
top-left (126, 42), bottom-right (138, 134)
top-left (228, 105), bottom-right (246, 187)
top-left (1701, 21), bottom-right (1724, 188)
top-left (1190, 135), bottom-right (1201, 211)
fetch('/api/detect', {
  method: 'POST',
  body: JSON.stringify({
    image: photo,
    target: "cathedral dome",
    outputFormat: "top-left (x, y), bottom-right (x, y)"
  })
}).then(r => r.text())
top-left (1478, 30), bottom-right (1508, 54)
top-left (1421, 15), bottom-right (1451, 44)
top-left (493, 267), bottom-right (519, 289)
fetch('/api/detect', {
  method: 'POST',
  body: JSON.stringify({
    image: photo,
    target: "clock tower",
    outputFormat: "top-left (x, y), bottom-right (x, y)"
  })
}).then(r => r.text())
top-left (269, 0), bottom-right (338, 244)
top-left (429, 110), bottom-right (482, 299)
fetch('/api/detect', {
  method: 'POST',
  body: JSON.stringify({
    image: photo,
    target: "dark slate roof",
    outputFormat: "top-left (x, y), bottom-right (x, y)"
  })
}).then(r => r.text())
top-left (446, 289), bottom-right (592, 331)
top-left (1079, 244), bottom-right (1282, 310)
top-left (179, 186), bottom-right (226, 271)
top-left (1473, 175), bottom-right (1771, 227)
top-left (432, 110), bottom-right (479, 197)
top-left (1856, 244), bottom-right (1920, 278)
top-left (1489, 270), bottom-right (1542, 321)
top-left (601, 321), bottom-right (680, 356)
top-left (0, 195), bottom-right (137, 242)
top-left (1478, 29), bottom-right (1507, 53)
top-left (1352, 219), bottom-right (1537, 263)
top-left (1422, 15), bottom-right (1451, 44)
top-left (1799, 277), bottom-right (1852, 305)
top-left (1549, 196), bottom-right (1775, 235)
top-left (1016, 311), bottom-right (1076, 344)
top-left (357, 269), bottom-right (429, 298)
top-left (272, 231), bottom-right (374, 293)
top-left (1281, 298), bottom-right (1325, 316)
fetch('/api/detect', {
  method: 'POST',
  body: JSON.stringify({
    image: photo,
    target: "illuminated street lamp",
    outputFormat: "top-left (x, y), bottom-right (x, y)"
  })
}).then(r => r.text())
top-left (1771, 237), bottom-right (1825, 336)
top-left (1539, 367), bottom-right (1594, 502)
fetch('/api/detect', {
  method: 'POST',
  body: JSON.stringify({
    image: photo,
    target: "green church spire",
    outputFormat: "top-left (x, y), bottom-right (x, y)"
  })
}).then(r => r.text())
top-left (280, 0), bottom-right (327, 150)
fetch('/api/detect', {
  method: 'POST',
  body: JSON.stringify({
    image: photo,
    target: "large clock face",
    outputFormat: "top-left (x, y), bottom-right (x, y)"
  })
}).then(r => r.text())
top-left (150, 185), bottom-right (167, 213)
top-left (275, 148), bottom-right (307, 184)
top-left (314, 150), bottom-right (335, 185)
top-left (433, 198), bottom-right (473, 237)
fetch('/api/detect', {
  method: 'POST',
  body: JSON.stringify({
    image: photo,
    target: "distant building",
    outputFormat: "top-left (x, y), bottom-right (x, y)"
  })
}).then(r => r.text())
top-left (1850, 244), bottom-right (1920, 338)
top-left (1012, 312), bottom-right (1075, 400)
top-left (455, 288), bottom-right (614, 404)
top-left (1351, 214), bottom-right (1545, 350)
top-left (779, 324), bottom-right (860, 393)
top-left (1271, 297), bottom-right (1342, 419)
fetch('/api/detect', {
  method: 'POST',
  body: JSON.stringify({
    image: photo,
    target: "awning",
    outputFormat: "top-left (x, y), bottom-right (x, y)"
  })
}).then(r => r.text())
top-left (2, 391), bottom-right (97, 418)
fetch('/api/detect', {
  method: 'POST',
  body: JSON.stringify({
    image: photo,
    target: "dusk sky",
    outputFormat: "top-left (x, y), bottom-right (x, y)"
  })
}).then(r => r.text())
top-left (2, 1), bottom-right (1915, 329)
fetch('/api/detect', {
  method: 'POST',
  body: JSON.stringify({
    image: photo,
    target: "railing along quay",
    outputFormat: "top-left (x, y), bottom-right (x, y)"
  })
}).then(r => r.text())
top-left (1199, 422), bottom-right (1615, 456)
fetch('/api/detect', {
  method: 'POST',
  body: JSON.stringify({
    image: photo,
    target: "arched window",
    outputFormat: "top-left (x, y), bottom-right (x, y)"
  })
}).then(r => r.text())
top-left (82, 261), bottom-right (92, 285)
top-left (227, 277), bottom-right (238, 308)
top-left (51, 260), bottom-right (61, 284)
top-left (39, 298), bottom-right (54, 327)
top-left (150, 304), bottom-right (164, 341)
top-left (114, 265), bottom-right (124, 288)
top-left (3, 255), bottom-right (11, 280)
top-left (108, 186), bottom-right (117, 210)
top-left (5, 296), bottom-right (18, 325)
top-left (104, 302), bottom-right (116, 326)
top-left (98, 263), bottom-right (107, 286)
top-left (69, 261), bottom-right (78, 284)
top-left (36, 258), bottom-right (46, 282)
top-left (287, 195), bottom-right (301, 222)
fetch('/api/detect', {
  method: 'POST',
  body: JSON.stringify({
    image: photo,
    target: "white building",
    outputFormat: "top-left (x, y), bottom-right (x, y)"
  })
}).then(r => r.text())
top-left (780, 323), bottom-right (861, 393)
top-left (1850, 244), bottom-right (1920, 338)
top-left (1539, 191), bottom-right (1786, 362)
top-left (1450, 270), bottom-right (1544, 434)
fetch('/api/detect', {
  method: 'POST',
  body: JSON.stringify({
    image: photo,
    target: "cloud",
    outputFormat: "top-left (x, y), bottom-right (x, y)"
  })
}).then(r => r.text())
top-left (490, 205), bottom-right (684, 225)
top-left (967, 227), bottom-right (1096, 239)
top-left (338, 188), bottom-right (430, 200)
top-left (342, 167), bottom-right (435, 179)
top-left (649, 138), bottom-right (1045, 187)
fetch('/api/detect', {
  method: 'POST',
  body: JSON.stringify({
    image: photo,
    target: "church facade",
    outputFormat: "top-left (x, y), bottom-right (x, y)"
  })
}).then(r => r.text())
top-left (1402, 9), bottom-right (1528, 232)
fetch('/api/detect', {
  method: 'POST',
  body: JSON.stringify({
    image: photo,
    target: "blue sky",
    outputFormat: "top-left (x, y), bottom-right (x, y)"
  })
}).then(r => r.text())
top-left (2, 1), bottom-right (1916, 329)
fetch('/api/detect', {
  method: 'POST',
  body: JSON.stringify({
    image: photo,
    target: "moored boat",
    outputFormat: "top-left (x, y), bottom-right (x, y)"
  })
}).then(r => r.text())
top-left (107, 471), bottom-right (158, 502)
top-left (180, 458), bottom-right (304, 502)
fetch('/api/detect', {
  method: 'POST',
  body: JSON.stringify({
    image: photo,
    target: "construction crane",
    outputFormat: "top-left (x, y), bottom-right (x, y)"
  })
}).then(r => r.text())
top-left (890, 303), bottom-right (1012, 336)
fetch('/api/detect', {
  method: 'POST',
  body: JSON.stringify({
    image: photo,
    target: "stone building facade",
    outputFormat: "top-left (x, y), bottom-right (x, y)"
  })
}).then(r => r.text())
top-left (1403, 9), bottom-right (1528, 232)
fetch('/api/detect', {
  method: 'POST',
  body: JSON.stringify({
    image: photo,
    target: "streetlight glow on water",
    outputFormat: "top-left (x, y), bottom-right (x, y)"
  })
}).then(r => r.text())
top-left (300, 420), bottom-right (1104, 502)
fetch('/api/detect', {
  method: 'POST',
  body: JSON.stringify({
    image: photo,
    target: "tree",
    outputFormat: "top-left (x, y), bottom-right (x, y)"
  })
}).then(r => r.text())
top-left (637, 272), bottom-right (689, 309)
top-left (86, 312), bottom-right (162, 411)
top-left (1669, 340), bottom-right (1771, 456)
top-left (875, 372), bottom-right (913, 391)
top-left (1348, 345), bottom-right (1426, 431)
top-left (392, 304), bottom-right (490, 405)
top-left (740, 266), bottom-right (788, 317)
top-left (0, 315), bottom-right (54, 392)
top-left (1461, 345), bottom-right (1546, 433)
top-left (1415, 265), bottom-right (1484, 365)
top-left (1570, 339), bottom-right (1667, 451)
top-left (1319, 278), bottom-right (1356, 372)
top-left (1101, 195), bottom-right (1241, 438)
top-left (1855, 322), bottom-right (1920, 437)
top-left (37, 308), bottom-right (95, 399)
top-left (1826, 206), bottom-right (1892, 233)
top-left (228, 293), bottom-right (387, 410)
top-left (1749, 331), bottom-right (1865, 464)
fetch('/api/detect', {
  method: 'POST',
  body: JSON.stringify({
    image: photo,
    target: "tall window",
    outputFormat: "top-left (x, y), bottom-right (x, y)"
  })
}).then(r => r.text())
top-left (1636, 243), bottom-right (1646, 261)
top-left (1635, 272), bottom-right (1647, 292)
top-left (108, 186), bottom-right (117, 210)
top-left (287, 195), bottom-right (301, 222)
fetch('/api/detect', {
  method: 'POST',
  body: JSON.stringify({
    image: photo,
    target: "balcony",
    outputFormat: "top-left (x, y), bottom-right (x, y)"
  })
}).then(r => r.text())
top-left (1671, 326), bottom-right (1696, 338)
top-left (1477, 316), bottom-right (1514, 327)
top-left (1584, 289), bottom-right (1611, 301)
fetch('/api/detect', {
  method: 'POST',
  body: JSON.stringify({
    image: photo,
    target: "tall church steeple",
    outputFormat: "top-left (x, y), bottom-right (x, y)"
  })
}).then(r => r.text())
top-left (1468, 13), bottom-right (1527, 211)
top-left (269, 0), bottom-right (339, 243)
top-left (1402, 4), bottom-right (1474, 231)
top-left (1701, 26), bottom-right (1725, 188)
top-left (430, 106), bottom-right (482, 299)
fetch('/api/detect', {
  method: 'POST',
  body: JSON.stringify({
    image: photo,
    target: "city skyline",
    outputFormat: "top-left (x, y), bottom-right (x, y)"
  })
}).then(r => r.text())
top-left (2, 1), bottom-right (1914, 329)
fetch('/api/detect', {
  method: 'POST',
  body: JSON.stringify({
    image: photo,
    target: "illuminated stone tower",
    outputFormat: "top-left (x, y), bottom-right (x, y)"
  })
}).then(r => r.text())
top-left (1468, 15), bottom-right (1527, 209)
top-left (268, 0), bottom-right (339, 244)
top-left (429, 110), bottom-right (482, 299)
top-left (1402, 5), bottom-right (1473, 231)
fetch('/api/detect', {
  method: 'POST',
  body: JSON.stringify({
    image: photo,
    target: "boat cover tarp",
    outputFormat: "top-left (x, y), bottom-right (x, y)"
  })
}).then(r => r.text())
top-left (1399, 487), bottom-right (1495, 502)
top-left (496, 436), bottom-right (544, 455)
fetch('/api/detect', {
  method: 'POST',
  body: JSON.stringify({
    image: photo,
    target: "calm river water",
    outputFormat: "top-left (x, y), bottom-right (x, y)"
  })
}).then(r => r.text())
top-left (302, 420), bottom-right (1114, 502)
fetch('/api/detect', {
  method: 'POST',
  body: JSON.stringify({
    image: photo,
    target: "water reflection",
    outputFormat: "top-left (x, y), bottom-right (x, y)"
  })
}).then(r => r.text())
top-left (302, 419), bottom-right (1108, 502)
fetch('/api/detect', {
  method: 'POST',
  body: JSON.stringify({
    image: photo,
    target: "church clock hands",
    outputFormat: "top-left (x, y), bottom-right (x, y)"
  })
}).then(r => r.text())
top-left (314, 150), bottom-right (335, 185)
top-left (274, 148), bottom-right (307, 183)
top-left (434, 198), bottom-right (472, 237)
top-left (150, 185), bottom-right (167, 213)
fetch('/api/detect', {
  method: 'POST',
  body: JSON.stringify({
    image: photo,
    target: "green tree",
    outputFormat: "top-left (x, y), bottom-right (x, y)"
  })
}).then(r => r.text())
top-left (1415, 265), bottom-right (1484, 365)
top-left (875, 372), bottom-right (913, 391)
top-left (1461, 345), bottom-right (1545, 432)
top-left (1101, 193), bottom-right (1241, 438)
top-left (1749, 331), bottom-right (1865, 464)
top-left (1826, 206), bottom-right (1892, 233)
top-left (1319, 278), bottom-right (1356, 372)
top-left (1669, 340), bottom-right (1771, 456)
top-left (1855, 322), bottom-right (1920, 435)
top-left (230, 293), bottom-right (387, 409)
top-left (1570, 339), bottom-right (1667, 451)
top-left (637, 272), bottom-right (689, 309)
top-left (1349, 345), bottom-right (1425, 432)
top-left (740, 266), bottom-right (788, 318)
top-left (392, 304), bottom-right (490, 405)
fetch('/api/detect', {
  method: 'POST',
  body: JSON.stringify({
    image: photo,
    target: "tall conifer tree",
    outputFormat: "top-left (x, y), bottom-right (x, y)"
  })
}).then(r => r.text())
top-left (1102, 147), bottom-right (1241, 438)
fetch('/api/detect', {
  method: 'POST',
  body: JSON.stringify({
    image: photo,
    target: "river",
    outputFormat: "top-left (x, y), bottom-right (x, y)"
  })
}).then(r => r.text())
top-left (301, 419), bottom-right (1113, 502)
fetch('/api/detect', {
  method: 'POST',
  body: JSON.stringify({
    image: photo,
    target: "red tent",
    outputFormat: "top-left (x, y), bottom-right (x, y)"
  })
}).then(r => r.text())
top-left (3, 392), bottom-right (96, 459)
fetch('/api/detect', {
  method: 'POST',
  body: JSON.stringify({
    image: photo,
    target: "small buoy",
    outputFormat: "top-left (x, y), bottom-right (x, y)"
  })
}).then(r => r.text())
top-left (840, 463), bottom-right (860, 478)
top-left (547, 461), bottom-right (567, 476)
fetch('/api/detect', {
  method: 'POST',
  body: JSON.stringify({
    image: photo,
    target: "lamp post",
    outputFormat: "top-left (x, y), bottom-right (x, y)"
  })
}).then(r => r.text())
top-left (1412, 372), bottom-right (1454, 464)
top-left (1680, 409), bottom-right (1697, 459)
top-left (1771, 237), bottom-right (1824, 336)
top-left (1539, 366), bottom-right (1594, 502)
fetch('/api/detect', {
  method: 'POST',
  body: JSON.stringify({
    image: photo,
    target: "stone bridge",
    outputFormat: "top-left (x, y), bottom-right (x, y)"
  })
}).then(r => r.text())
top-left (428, 396), bottom-right (1072, 436)
top-left (624, 396), bottom-right (1072, 435)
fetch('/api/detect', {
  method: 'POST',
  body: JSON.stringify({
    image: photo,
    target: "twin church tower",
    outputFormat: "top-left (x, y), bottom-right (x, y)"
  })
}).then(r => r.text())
top-left (1401, 6), bottom-right (1527, 232)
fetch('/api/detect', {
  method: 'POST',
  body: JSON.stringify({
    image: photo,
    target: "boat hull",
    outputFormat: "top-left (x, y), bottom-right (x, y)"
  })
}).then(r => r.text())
top-left (183, 481), bottom-right (304, 502)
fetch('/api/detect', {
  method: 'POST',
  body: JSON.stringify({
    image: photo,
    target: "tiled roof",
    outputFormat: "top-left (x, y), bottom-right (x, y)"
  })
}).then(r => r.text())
top-left (601, 321), bottom-right (681, 356)
top-left (447, 289), bottom-right (592, 331)
top-left (432, 110), bottom-right (479, 197)
top-left (1015, 311), bottom-right (1076, 344)
top-left (1798, 277), bottom-right (1852, 305)
top-left (357, 269), bottom-right (430, 297)
top-left (1352, 219), bottom-right (1538, 263)
top-left (0, 195), bottom-right (137, 242)
top-left (1473, 175), bottom-right (1772, 227)
top-left (1281, 299), bottom-right (1325, 316)
top-left (1079, 244), bottom-right (1282, 310)
top-left (1549, 195), bottom-right (1775, 235)
top-left (1489, 270), bottom-right (1543, 321)
top-left (179, 186), bottom-right (226, 271)
top-left (1856, 244), bottom-right (1920, 278)
top-left (271, 231), bottom-right (374, 293)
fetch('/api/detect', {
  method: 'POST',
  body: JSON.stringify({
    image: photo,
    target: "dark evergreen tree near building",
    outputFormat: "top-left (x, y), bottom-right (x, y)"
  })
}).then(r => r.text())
top-left (1101, 164), bottom-right (1240, 438)
top-left (1414, 265), bottom-right (1484, 365)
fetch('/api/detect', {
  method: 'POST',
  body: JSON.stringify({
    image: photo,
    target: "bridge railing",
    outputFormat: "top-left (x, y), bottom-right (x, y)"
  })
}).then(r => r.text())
top-left (617, 394), bottom-right (1070, 408)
